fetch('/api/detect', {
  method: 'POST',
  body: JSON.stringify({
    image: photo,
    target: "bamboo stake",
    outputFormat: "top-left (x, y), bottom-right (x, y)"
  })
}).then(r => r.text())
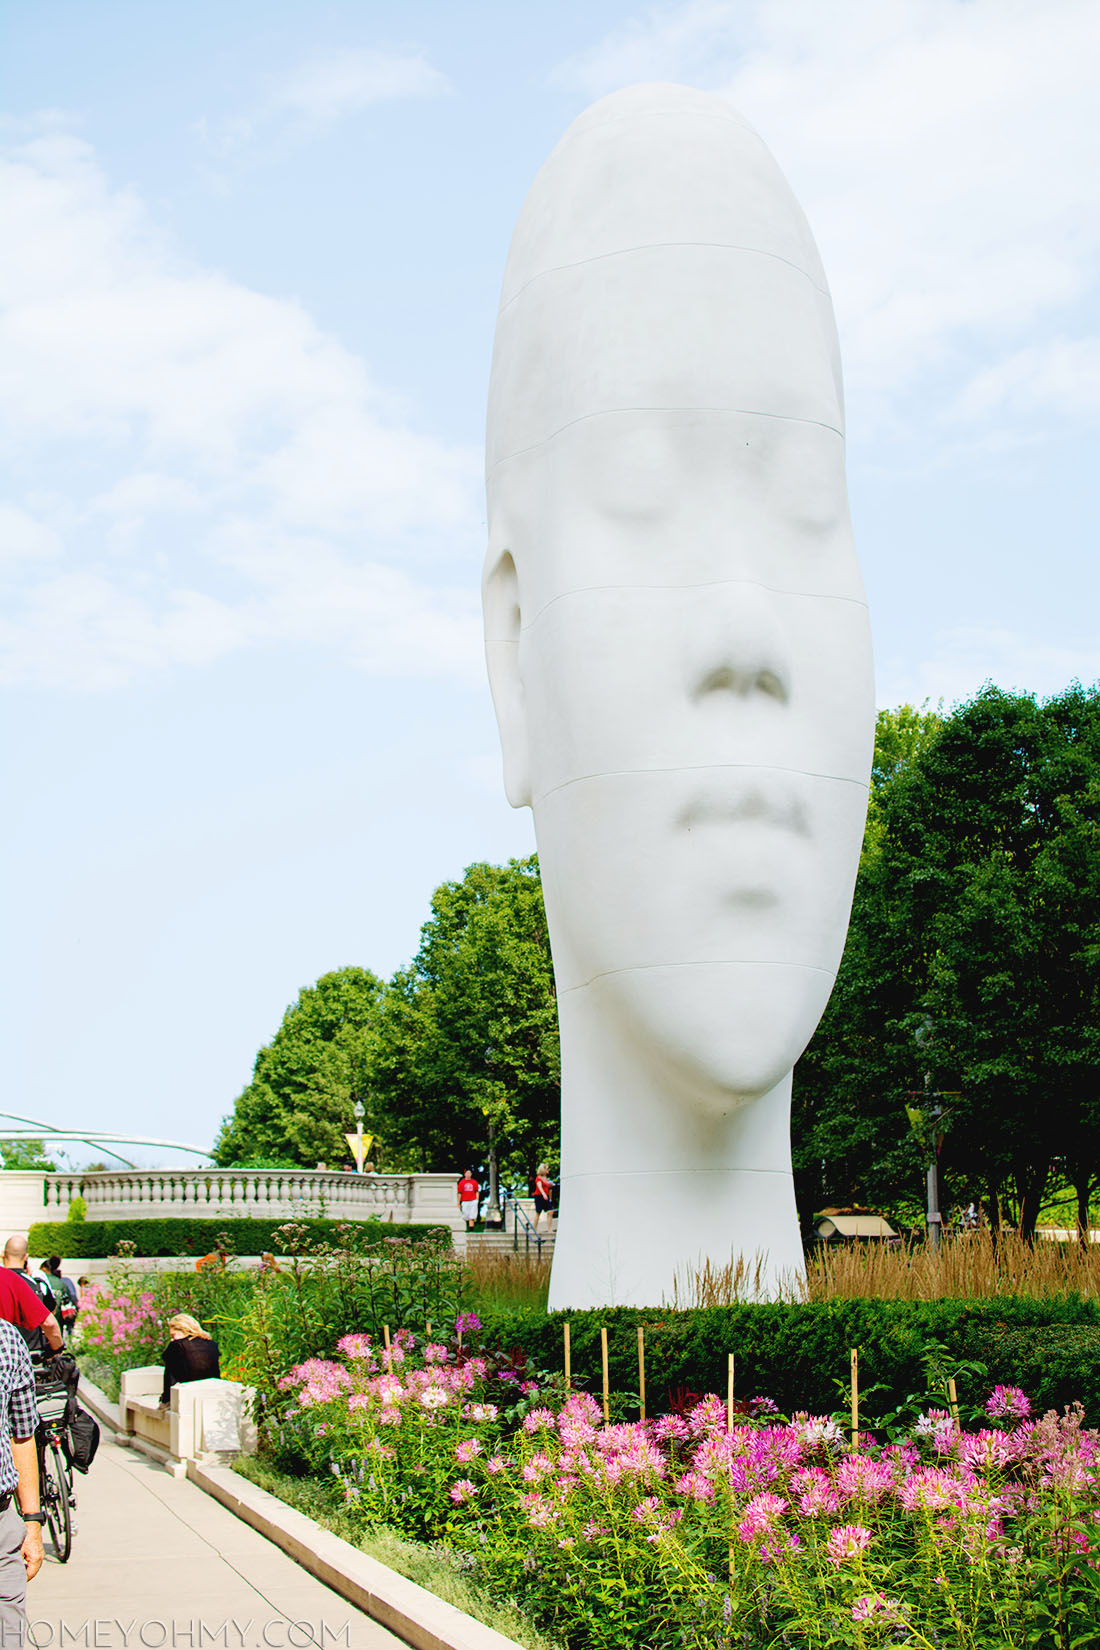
top-left (637, 1326), bottom-right (646, 1422)
top-left (426, 1320), bottom-right (432, 1339)
top-left (563, 1322), bottom-right (571, 1391)
top-left (947, 1375), bottom-right (960, 1427)
top-left (383, 1323), bottom-right (392, 1367)
top-left (850, 1347), bottom-right (859, 1450)
top-left (727, 1353), bottom-right (735, 1432)
top-left (600, 1326), bottom-right (610, 1423)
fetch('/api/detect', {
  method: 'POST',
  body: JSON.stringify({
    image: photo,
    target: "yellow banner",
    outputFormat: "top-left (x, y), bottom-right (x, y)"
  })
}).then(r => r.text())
top-left (345, 1132), bottom-right (373, 1170)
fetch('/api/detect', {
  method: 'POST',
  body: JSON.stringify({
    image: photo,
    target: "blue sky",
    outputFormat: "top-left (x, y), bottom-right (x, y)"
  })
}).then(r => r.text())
top-left (2, 0), bottom-right (1098, 1166)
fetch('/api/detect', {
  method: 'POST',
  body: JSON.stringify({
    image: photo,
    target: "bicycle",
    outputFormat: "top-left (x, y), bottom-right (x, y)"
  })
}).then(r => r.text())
top-left (32, 1359), bottom-right (75, 1563)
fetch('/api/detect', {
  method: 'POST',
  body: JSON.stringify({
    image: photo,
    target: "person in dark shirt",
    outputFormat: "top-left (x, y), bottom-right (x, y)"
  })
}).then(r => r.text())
top-left (159, 1314), bottom-right (220, 1406)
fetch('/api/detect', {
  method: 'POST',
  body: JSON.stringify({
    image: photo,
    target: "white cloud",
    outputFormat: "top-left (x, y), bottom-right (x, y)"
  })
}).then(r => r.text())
top-left (554, 1), bottom-right (1100, 438)
top-left (197, 47), bottom-right (450, 158)
top-left (0, 130), bottom-right (482, 692)
top-left (952, 337), bottom-right (1100, 423)
top-left (877, 624), bottom-right (1100, 710)
top-left (0, 503), bottom-right (61, 563)
top-left (273, 48), bottom-right (450, 122)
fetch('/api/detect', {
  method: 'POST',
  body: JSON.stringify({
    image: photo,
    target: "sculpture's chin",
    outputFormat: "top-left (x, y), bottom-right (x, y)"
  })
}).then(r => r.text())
top-left (592, 958), bottom-right (835, 1114)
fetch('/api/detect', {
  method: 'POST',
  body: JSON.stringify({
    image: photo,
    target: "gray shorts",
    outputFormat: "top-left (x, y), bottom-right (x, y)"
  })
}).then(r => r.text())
top-left (0, 1498), bottom-right (26, 1649)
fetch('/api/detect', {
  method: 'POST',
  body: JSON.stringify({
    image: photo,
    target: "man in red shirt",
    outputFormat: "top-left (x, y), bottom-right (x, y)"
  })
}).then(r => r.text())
top-left (456, 1170), bottom-right (481, 1231)
top-left (0, 1243), bottom-right (62, 1353)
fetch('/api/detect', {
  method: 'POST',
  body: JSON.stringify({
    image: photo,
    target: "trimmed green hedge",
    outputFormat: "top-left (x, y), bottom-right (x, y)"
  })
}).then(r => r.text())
top-left (477, 1297), bottom-right (1100, 1426)
top-left (28, 1217), bottom-right (451, 1259)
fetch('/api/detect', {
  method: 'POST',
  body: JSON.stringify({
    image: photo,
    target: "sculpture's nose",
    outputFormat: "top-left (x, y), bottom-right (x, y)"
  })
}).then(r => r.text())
top-left (686, 580), bottom-right (792, 709)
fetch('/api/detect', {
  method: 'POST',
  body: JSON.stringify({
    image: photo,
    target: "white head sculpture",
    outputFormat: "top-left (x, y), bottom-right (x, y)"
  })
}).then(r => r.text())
top-left (483, 84), bottom-right (874, 1308)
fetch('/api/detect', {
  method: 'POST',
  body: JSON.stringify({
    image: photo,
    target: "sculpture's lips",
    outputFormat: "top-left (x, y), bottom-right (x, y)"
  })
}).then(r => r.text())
top-left (676, 775), bottom-right (812, 838)
top-left (677, 776), bottom-right (811, 909)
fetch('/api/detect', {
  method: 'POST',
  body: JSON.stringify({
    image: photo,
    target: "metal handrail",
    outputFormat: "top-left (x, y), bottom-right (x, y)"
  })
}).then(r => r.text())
top-left (499, 1185), bottom-right (550, 1259)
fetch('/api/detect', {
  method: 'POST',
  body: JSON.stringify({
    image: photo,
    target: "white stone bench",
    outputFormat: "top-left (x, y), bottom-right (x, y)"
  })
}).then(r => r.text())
top-left (119, 1365), bottom-right (257, 1472)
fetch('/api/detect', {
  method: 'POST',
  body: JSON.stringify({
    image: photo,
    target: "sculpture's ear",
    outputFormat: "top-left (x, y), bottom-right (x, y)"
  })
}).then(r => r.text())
top-left (482, 547), bottom-right (532, 807)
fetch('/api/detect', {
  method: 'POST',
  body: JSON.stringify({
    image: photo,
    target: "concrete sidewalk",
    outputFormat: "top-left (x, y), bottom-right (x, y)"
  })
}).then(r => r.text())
top-left (28, 1439), bottom-right (407, 1650)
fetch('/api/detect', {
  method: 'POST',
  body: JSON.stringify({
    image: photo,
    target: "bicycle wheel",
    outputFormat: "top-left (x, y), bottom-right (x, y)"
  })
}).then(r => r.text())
top-left (43, 1435), bottom-right (72, 1563)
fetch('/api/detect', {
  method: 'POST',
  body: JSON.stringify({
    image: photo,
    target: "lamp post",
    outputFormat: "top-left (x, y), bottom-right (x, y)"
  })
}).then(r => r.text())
top-left (911, 1017), bottom-right (954, 1251)
top-left (353, 1099), bottom-right (365, 1175)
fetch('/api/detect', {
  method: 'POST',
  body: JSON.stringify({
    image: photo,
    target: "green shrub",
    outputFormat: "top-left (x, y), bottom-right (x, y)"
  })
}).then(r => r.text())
top-left (65, 1195), bottom-right (86, 1223)
top-left (474, 1296), bottom-right (1100, 1425)
top-left (29, 1216), bottom-right (449, 1259)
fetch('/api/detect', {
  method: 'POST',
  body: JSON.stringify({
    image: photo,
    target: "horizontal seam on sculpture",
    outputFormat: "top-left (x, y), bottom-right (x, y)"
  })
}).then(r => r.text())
top-left (534, 761), bottom-right (868, 805)
top-left (562, 959), bottom-right (834, 994)
top-left (498, 241), bottom-right (830, 314)
top-left (561, 1167), bottom-right (792, 1180)
top-left (488, 406), bottom-right (844, 473)
top-left (521, 580), bottom-right (868, 630)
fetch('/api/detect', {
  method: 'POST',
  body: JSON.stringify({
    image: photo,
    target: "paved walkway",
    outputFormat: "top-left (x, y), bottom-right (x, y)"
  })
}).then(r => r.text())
top-left (28, 1439), bottom-right (407, 1650)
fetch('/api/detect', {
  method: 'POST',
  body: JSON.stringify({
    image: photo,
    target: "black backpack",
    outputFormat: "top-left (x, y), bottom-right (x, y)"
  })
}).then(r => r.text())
top-left (65, 1406), bottom-right (100, 1474)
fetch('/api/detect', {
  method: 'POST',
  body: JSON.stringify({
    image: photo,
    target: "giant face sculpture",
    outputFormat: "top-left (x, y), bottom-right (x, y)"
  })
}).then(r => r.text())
top-left (484, 84), bottom-right (874, 1307)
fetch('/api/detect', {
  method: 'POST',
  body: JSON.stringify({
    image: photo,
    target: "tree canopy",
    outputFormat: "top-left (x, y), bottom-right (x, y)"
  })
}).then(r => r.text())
top-left (213, 966), bottom-right (384, 1168)
top-left (369, 856), bottom-right (560, 1177)
top-left (794, 684), bottom-right (1100, 1237)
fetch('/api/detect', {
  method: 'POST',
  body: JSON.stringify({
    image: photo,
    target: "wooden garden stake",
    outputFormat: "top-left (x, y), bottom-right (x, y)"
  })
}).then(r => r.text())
top-left (563, 1323), bottom-right (571, 1391)
top-left (850, 1347), bottom-right (859, 1449)
top-left (425, 1320), bottom-right (432, 1339)
top-left (637, 1326), bottom-right (646, 1422)
top-left (727, 1353), bottom-right (735, 1432)
top-left (947, 1376), bottom-right (960, 1426)
top-left (600, 1326), bottom-right (610, 1423)
top-left (383, 1324), bottom-right (392, 1367)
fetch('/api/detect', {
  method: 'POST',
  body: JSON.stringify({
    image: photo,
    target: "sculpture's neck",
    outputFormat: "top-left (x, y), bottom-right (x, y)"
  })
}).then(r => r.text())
top-left (548, 986), bottom-right (804, 1309)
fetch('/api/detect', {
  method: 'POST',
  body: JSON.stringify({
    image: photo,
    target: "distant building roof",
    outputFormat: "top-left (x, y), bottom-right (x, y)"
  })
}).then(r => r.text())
top-left (815, 1213), bottom-right (897, 1240)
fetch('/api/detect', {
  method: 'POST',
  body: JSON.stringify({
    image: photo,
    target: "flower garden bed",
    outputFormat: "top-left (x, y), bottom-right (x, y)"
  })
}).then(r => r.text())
top-left (263, 1317), bottom-right (1100, 1649)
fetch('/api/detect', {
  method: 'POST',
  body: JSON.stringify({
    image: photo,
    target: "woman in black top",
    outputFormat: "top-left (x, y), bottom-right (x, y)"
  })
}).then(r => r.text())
top-left (159, 1313), bottom-right (220, 1406)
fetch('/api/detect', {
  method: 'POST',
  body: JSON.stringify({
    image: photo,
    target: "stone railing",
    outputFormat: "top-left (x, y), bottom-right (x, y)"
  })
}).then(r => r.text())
top-left (38, 1169), bottom-right (464, 1241)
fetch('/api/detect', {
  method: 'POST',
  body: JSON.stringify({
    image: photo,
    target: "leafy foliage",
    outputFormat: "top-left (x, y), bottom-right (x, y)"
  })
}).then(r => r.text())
top-left (369, 856), bottom-right (560, 1178)
top-left (213, 967), bottom-right (383, 1168)
top-left (31, 1216), bottom-right (448, 1258)
top-left (795, 685), bottom-right (1100, 1235)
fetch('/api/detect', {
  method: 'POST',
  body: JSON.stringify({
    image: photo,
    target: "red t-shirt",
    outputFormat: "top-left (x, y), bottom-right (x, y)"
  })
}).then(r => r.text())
top-left (0, 1269), bottom-right (50, 1333)
top-left (457, 1177), bottom-right (479, 1202)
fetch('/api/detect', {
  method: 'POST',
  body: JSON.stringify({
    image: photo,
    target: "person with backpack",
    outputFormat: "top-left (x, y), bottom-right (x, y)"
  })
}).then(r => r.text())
top-left (40, 1261), bottom-right (77, 1341)
top-left (0, 1243), bottom-right (61, 1356)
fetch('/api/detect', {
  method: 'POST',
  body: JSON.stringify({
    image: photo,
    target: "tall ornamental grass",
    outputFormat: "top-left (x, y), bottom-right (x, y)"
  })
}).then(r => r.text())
top-left (270, 1322), bottom-right (1100, 1650)
top-left (676, 1229), bottom-right (1100, 1306)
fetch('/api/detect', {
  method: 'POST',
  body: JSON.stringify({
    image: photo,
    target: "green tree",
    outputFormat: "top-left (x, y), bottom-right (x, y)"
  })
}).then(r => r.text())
top-left (370, 856), bottom-right (560, 1189)
top-left (213, 966), bottom-right (384, 1168)
top-left (795, 686), bottom-right (1100, 1240)
top-left (793, 704), bottom-right (944, 1225)
top-left (0, 1139), bottom-right (57, 1171)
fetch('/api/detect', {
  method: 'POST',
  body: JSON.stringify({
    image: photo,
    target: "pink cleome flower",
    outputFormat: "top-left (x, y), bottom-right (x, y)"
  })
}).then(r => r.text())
top-left (485, 1455), bottom-right (508, 1475)
top-left (449, 1479), bottom-right (476, 1504)
top-left (898, 1467), bottom-right (973, 1514)
top-left (985, 1385), bottom-right (1031, 1421)
top-left (455, 1438), bottom-right (482, 1463)
top-left (825, 1523), bottom-right (873, 1566)
top-left (851, 1593), bottom-right (897, 1623)
top-left (522, 1407), bottom-right (556, 1434)
top-left (737, 1492), bottom-right (788, 1543)
top-left (836, 1454), bottom-right (894, 1506)
top-left (336, 1333), bottom-right (373, 1360)
top-left (790, 1466), bottom-right (840, 1519)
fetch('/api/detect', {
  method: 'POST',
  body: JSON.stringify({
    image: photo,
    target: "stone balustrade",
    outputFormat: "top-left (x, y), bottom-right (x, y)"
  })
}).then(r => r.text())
top-left (12, 1168), bottom-right (468, 1248)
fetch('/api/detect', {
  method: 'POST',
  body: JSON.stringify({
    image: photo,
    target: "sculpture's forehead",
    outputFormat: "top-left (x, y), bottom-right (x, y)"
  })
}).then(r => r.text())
top-left (487, 84), bottom-right (843, 473)
top-left (499, 84), bottom-right (827, 305)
